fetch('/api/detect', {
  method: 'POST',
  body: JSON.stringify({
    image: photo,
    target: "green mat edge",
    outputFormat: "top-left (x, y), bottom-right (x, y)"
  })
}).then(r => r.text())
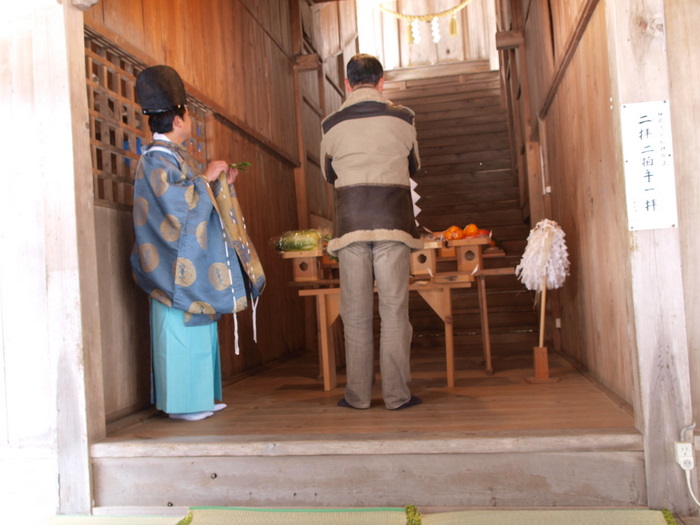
top-left (662, 509), bottom-right (677, 525)
top-left (177, 505), bottom-right (418, 525)
top-left (187, 506), bottom-right (406, 513)
top-left (177, 505), bottom-right (674, 525)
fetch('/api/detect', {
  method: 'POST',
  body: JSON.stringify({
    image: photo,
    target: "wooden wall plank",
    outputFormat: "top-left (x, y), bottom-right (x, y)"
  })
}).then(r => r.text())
top-left (548, 0), bottom-right (587, 60)
top-left (539, 0), bottom-right (599, 119)
top-left (543, 6), bottom-right (634, 400)
top-left (337, 0), bottom-right (358, 51)
top-left (96, 207), bottom-right (151, 422)
top-left (86, 0), bottom-right (298, 164)
top-left (665, 0), bottom-right (700, 428)
top-left (318, 2), bottom-right (340, 61)
top-left (101, 0), bottom-right (145, 52)
top-left (522, 0), bottom-right (555, 126)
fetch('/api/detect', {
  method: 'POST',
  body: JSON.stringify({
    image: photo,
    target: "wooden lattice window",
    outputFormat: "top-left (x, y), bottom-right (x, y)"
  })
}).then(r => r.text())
top-left (84, 29), bottom-right (209, 210)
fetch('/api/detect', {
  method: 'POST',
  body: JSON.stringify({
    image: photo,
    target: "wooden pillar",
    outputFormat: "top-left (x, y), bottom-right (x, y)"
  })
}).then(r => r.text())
top-left (605, 0), bottom-right (696, 515)
top-left (2, 0), bottom-right (104, 516)
top-left (292, 53), bottom-right (321, 230)
top-left (498, 23), bottom-right (546, 224)
top-left (54, 1), bottom-right (106, 514)
top-left (290, 0), bottom-right (317, 230)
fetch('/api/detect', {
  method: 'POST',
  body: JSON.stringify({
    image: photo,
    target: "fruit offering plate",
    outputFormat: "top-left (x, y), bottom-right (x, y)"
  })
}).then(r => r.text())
top-left (446, 237), bottom-right (491, 247)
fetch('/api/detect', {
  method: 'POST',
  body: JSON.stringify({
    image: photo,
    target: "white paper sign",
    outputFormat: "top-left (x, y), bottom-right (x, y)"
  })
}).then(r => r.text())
top-left (621, 100), bottom-right (677, 231)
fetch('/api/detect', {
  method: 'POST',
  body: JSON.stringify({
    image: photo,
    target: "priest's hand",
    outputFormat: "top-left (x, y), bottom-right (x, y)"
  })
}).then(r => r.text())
top-left (226, 166), bottom-right (239, 185)
top-left (203, 160), bottom-right (230, 183)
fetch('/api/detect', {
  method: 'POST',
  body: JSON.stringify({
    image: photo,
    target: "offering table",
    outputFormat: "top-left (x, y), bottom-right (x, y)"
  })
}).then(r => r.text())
top-left (284, 235), bottom-right (504, 391)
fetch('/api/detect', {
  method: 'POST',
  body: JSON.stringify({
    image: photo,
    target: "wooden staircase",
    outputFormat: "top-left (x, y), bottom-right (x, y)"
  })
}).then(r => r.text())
top-left (383, 65), bottom-right (539, 362)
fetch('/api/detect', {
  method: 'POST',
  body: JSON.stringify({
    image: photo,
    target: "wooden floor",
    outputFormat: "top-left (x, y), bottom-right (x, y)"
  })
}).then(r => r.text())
top-left (103, 343), bottom-right (635, 442)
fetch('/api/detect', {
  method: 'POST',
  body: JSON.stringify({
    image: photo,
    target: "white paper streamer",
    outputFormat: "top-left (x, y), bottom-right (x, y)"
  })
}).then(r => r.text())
top-left (411, 178), bottom-right (421, 224)
top-left (515, 219), bottom-right (570, 291)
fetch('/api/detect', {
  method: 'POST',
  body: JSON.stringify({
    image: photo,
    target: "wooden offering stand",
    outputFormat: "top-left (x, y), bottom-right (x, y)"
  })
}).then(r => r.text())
top-left (448, 236), bottom-right (491, 274)
top-left (429, 236), bottom-right (491, 285)
top-left (279, 249), bottom-right (324, 282)
top-left (410, 240), bottom-right (441, 278)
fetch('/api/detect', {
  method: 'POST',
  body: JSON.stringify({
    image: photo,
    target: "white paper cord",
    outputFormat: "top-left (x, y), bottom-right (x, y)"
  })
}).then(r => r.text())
top-left (233, 312), bottom-right (240, 355)
top-left (216, 209), bottom-right (241, 354)
top-left (252, 296), bottom-right (259, 343)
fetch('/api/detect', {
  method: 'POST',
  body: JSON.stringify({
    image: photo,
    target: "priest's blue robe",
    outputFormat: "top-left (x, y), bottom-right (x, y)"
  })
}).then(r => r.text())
top-left (130, 138), bottom-right (263, 414)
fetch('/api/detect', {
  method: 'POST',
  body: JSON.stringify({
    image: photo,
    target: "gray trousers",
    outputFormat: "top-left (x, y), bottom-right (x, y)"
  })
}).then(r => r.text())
top-left (338, 241), bottom-right (413, 409)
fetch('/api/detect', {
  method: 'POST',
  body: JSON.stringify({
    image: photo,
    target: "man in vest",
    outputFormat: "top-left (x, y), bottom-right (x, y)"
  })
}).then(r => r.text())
top-left (320, 54), bottom-right (423, 410)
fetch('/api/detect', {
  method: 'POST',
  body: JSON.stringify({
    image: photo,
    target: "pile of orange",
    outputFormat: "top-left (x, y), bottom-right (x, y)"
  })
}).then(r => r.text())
top-left (443, 225), bottom-right (464, 240)
top-left (441, 223), bottom-right (491, 240)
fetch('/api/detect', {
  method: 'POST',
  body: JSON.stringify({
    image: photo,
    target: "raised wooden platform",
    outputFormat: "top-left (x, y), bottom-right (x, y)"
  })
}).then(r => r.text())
top-left (91, 345), bottom-right (643, 511)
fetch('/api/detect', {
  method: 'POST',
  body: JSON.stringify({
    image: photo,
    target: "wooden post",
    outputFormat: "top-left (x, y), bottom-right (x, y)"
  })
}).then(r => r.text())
top-left (527, 278), bottom-right (559, 383)
top-left (476, 276), bottom-right (493, 375)
top-left (475, 267), bottom-right (516, 376)
top-left (538, 280), bottom-right (547, 348)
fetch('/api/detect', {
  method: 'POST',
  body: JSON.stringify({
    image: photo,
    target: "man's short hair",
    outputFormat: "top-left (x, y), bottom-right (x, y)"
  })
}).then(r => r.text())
top-left (346, 54), bottom-right (384, 87)
top-left (147, 106), bottom-right (186, 134)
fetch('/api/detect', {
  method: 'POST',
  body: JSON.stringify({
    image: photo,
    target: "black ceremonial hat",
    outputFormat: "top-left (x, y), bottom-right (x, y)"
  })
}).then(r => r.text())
top-left (135, 65), bottom-right (187, 115)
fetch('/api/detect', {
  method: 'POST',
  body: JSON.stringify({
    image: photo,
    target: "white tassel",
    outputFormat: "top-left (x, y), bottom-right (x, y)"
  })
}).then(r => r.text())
top-left (515, 219), bottom-right (570, 292)
top-left (431, 17), bottom-right (441, 43)
top-left (234, 311), bottom-right (240, 355)
top-left (411, 19), bottom-right (422, 44)
top-left (252, 296), bottom-right (259, 343)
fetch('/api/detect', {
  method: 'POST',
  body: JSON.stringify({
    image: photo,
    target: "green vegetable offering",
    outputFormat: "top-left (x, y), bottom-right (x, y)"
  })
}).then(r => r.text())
top-left (229, 161), bottom-right (252, 172)
top-left (276, 229), bottom-right (322, 252)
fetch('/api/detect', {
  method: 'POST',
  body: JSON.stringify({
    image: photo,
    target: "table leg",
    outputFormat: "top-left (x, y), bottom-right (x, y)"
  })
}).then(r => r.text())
top-left (477, 276), bottom-right (494, 375)
top-left (316, 293), bottom-right (340, 391)
top-left (444, 302), bottom-right (455, 388)
top-left (415, 287), bottom-right (455, 387)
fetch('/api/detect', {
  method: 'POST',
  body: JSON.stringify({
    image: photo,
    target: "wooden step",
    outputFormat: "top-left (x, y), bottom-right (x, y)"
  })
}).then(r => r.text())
top-left (419, 208), bottom-right (523, 226)
top-left (421, 131), bottom-right (510, 150)
top-left (386, 85), bottom-right (502, 106)
top-left (415, 169), bottom-right (515, 186)
top-left (386, 75), bottom-right (501, 89)
top-left (91, 344), bottom-right (641, 510)
top-left (417, 110), bottom-right (509, 129)
top-left (417, 120), bottom-right (509, 138)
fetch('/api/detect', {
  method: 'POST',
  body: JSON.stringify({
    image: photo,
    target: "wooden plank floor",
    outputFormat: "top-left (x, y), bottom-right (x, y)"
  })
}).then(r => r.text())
top-left (103, 344), bottom-right (636, 442)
